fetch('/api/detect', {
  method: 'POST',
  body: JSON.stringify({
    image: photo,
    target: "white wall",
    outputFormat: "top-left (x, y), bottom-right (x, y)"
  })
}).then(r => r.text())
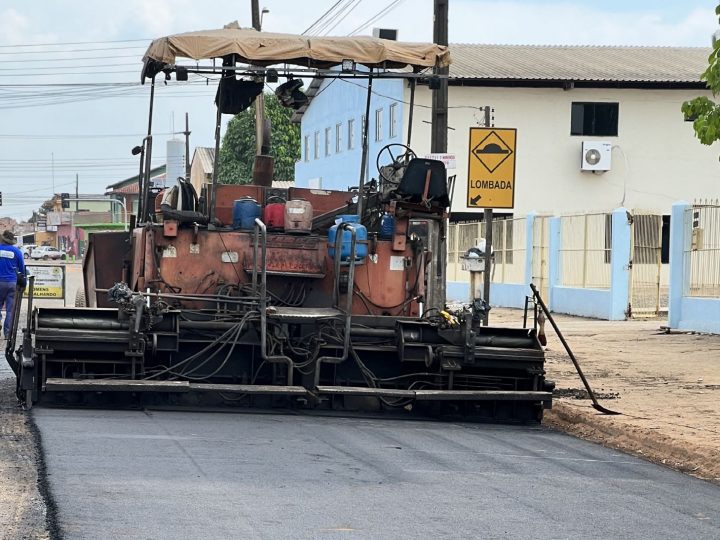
top-left (406, 85), bottom-right (719, 217)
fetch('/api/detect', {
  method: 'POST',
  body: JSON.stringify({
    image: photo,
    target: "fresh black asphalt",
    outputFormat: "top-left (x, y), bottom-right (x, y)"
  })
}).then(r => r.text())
top-left (33, 408), bottom-right (720, 539)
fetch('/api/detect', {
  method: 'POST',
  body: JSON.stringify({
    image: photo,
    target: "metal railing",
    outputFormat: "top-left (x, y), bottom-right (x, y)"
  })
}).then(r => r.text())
top-left (532, 216), bottom-right (550, 300)
top-left (447, 217), bottom-right (526, 284)
top-left (447, 221), bottom-right (483, 282)
top-left (630, 211), bottom-right (667, 316)
top-left (685, 200), bottom-right (720, 298)
top-left (558, 213), bottom-right (611, 289)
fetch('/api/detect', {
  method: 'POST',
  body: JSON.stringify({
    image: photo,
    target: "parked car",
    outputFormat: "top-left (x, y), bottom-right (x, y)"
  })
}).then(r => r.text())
top-left (20, 244), bottom-right (37, 259)
top-left (30, 246), bottom-right (66, 260)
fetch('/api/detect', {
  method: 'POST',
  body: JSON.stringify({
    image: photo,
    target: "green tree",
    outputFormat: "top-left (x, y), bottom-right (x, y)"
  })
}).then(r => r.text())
top-left (217, 93), bottom-right (300, 183)
top-left (681, 5), bottom-right (720, 147)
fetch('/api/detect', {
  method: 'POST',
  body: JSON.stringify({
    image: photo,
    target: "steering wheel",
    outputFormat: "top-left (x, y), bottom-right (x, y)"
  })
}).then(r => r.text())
top-left (376, 143), bottom-right (417, 184)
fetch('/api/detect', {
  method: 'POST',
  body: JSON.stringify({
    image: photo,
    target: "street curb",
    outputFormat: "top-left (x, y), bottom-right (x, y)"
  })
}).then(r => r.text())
top-left (545, 400), bottom-right (720, 485)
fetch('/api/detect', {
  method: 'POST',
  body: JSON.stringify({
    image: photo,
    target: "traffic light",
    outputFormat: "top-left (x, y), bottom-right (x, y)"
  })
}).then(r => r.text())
top-left (0, 191), bottom-right (3, 206)
top-left (61, 193), bottom-right (70, 209)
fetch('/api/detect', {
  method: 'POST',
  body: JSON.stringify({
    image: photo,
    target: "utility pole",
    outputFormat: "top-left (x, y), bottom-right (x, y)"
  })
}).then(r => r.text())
top-left (51, 152), bottom-right (55, 194)
top-left (431, 0), bottom-right (449, 311)
top-left (249, 0), bottom-right (273, 185)
top-left (75, 173), bottom-right (79, 212)
top-left (184, 113), bottom-right (191, 180)
top-left (431, 0), bottom-right (448, 154)
top-left (251, 0), bottom-right (264, 156)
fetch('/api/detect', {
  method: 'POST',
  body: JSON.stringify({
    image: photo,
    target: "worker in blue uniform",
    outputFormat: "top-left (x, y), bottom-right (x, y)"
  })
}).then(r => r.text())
top-left (0, 230), bottom-right (26, 338)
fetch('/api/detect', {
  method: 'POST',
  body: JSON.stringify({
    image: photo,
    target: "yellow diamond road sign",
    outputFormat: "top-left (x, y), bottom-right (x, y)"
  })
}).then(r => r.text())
top-left (467, 127), bottom-right (516, 209)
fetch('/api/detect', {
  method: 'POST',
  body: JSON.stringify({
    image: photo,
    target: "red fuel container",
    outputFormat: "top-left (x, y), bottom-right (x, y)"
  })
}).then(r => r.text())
top-left (263, 202), bottom-right (285, 230)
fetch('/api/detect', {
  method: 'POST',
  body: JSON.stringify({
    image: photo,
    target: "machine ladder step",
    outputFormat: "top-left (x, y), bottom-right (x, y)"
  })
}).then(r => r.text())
top-left (317, 385), bottom-right (551, 403)
top-left (45, 378), bottom-right (309, 395)
top-left (266, 306), bottom-right (344, 323)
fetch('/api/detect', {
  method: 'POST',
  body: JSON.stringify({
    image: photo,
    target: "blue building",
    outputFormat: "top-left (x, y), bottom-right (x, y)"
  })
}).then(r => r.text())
top-left (293, 75), bottom-right (404, 191)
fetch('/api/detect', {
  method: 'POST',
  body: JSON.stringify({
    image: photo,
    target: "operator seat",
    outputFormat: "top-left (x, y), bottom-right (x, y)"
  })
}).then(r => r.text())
top-left (395, 158), bottom-right (450, 208)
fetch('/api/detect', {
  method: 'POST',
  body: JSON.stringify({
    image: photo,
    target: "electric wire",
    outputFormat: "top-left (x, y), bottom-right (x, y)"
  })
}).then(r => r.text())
top-left (313, 0), bottom-right (360, 36)
top-left (302, 0), bottom-right (347, 35)
top-left (348, 0), bottom-right (406, 36)
top-left (0, 38), bottom-right (150, 48)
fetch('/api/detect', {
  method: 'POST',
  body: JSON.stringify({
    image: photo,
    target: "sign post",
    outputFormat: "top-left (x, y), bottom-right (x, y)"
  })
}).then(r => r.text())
top-left (466, 127), bottom-right (517, 325)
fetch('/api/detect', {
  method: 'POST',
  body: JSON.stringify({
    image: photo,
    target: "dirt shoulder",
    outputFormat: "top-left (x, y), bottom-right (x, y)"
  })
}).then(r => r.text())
top-left (491, 308), bottom-right (720, 484)
top-left (0, 377), bottom-right (48, 540)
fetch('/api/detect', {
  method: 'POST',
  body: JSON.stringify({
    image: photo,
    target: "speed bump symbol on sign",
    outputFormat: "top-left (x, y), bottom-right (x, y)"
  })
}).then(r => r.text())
top-left (467, 127), bottom-right (517, 209)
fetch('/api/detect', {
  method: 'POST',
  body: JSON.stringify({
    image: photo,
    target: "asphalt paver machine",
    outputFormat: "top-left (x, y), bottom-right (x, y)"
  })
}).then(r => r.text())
top-left (7, 24), bottom-right (554, 421)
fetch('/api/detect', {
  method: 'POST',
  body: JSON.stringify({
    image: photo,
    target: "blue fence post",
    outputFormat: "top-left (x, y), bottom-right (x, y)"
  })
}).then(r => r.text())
top-left (610, 207), bottom-right (632, 320)
top-left (668, 201), bottom-right (690, 328)
top-left (548, 216), bottom-right (562, 310)
top-left (524, 212), bottom-right (536, 287)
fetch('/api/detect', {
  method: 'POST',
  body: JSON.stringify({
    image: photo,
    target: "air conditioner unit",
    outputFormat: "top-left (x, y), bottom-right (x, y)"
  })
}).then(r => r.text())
top-left (581, 141), bottom-right (612, 172)
top-left (372, 28), bottom-right (398, 40)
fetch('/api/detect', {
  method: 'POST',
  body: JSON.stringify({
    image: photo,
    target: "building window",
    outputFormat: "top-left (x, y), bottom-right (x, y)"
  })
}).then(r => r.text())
top-left (389, 103), bottom-right (398, 139)
top-left (571, 102), bottom-right (619, 136)
top-left (303, 135), bottom-right (309, 162)
top-left (348, 119), bottom-right (355, 150)
top-left (313, 131), bottom-right (319, 159)
top-left (375, 108), bottom-right (383, 142)
top-left (335, 123), bottom-right (342, 153)
top-left (325, 127), bottom-right (332, 156)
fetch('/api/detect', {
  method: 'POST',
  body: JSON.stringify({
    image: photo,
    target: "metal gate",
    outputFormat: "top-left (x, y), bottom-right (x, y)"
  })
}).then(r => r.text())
top-left (532, 216), bottom-right (550, 301)
top-left (630, 212), bottom-right (665, 317)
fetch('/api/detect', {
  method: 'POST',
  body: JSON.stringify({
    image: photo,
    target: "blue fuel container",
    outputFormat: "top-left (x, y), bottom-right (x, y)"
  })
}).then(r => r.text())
top-left (233, 198), bottom-right (261, 230)
top-left (379, 213), bottom-right (395, 240)
top-left (328, 214), bottom-right (368, 263)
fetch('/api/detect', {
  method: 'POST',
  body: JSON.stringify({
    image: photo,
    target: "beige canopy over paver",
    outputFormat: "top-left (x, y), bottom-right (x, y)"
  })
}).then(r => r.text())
top-left (142, 21), bottom-right (450, 71)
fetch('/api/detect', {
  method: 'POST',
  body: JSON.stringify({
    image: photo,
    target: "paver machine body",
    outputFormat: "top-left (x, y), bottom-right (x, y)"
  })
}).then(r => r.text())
top-left (8, 25), bottom-right (553, 421)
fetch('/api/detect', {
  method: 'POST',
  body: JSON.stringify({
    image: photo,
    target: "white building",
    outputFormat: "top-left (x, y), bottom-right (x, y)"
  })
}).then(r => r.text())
top-left (295, 45), bottom-right (718, 221)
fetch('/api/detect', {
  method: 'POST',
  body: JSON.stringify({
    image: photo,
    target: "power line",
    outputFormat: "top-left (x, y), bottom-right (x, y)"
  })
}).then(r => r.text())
top-left (303, 0), bottom-right (347, 35)
top-left (3, 69), bottom-right (139, 76)
top-left (0, 133), bottom-right (167, 138)
top-left (337, 78), bottom-right (487, 112)
top-left (0, 38), bottom-right (151, 48)
top-left (0, 62), bottom-right (139, 72)
top-left (322, 0), bottom-right (363, 35)
top-left (348, 0), bottom-right (406, 36)
top-left (0, 54), bottom-right (144, 64)
top-left (312, 0), bottom-right (358, 36)
top-left (0, 45), bottom-right (147, 56)
top-left (0, 156), bottom-right (168, 161)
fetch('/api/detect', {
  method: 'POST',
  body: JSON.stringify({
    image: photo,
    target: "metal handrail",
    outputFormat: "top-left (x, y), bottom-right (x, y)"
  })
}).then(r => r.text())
top-left (314, 223), bottom-right (357, 385)
top-left (255, 218), bottom-right (294, 385)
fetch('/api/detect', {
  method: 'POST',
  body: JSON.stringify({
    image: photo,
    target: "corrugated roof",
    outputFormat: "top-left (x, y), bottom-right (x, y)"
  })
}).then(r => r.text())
top-left (193, 147), bottom-right (215, 175)
top-left (449, 44), bottom-right (710, 83)
top-left (272, 180), bottom-right (294, 189)
top-left (106, 165), bottom-right (167, 191)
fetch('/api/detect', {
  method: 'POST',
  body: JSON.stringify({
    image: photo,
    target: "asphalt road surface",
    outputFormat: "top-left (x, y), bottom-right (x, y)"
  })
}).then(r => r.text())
top-left (33, 409), bottom-right (720, 539)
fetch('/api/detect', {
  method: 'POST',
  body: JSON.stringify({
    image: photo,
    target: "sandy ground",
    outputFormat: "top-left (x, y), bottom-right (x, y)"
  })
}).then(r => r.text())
top-left (490, 307), bottom-right (720, 484)
top-left (0, 377), bottom-right (48, 540)
top-left (0, 261), bottom-right (78, 539)
top-left (0, 265), bottom-right (718, 536)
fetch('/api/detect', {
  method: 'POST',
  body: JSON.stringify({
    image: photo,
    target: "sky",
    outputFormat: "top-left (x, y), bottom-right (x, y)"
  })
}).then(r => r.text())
top-left (0, 0), bottom-right (716, 220)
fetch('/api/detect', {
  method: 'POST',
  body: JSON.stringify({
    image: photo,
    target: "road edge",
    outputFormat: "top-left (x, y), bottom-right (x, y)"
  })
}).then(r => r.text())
top-left (28, 410), bottom-right (63, 540)
top-left (545, 400), bottom-right (720, 485)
